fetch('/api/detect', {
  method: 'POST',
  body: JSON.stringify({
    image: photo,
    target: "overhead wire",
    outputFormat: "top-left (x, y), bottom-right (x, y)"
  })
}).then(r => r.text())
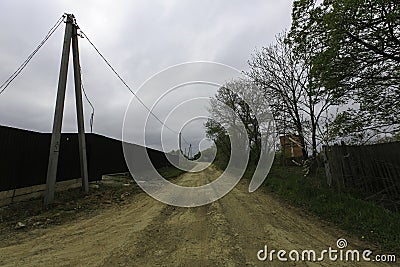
top-left (78, 28), bottom-right (191, 147)
top-left (0, 14), bottom-right (193, 152)
top-left (79, 66), bottom-right (95, 133)
top-left (0, 15), bottom-right (65, 96)
top-left (0, 14), bottom-right (192, 152)
top-left (0, 14), bottom-right (191, 157)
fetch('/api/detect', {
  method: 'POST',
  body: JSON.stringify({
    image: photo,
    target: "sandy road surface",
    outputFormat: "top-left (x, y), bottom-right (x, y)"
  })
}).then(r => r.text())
top-left (0, 164), bottom-right (394, 266)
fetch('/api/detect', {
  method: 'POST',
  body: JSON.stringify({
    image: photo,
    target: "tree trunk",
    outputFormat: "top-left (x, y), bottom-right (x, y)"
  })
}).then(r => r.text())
top-left (295, 122), bottom-right (308, 160)
top-left (311, 117), bottom-right (317, 158)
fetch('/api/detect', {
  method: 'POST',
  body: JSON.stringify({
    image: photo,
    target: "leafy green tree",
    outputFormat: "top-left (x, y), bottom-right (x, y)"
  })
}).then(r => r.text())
top-left (205, 80), bottom-right (267, 165)
top-left (204, 119), bottom-right (231, 168)
top-left (290, 0), bottom-right (400, 142)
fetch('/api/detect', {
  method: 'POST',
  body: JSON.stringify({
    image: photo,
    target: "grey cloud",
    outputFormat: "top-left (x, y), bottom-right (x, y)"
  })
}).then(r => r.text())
top-left (0, 0), bottom-right (292, 150)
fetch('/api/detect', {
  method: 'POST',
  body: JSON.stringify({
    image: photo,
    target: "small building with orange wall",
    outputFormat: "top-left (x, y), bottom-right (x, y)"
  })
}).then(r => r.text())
top-left (279, 134), bottom-right (303, 158)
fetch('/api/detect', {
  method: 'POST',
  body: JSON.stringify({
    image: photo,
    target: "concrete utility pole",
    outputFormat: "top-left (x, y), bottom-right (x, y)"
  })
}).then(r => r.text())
top-left (179, 132), bottom-right (182, 154)
top-left (72, 25), bottom-right (89, 193)
top-left (44, 14), bottom-right (89, 207)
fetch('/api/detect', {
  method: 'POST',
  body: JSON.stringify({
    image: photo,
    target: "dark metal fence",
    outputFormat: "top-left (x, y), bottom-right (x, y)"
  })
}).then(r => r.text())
top-left (323, 142), bottom-right (400, 211)
top-left (0, 125), bottom-right (175, 191)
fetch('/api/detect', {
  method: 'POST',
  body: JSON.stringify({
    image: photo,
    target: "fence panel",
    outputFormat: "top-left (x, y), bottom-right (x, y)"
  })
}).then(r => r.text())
top-left (0, 125), bottom-right (176, 192)
top-left (323, 142), bottom-right (400, 210)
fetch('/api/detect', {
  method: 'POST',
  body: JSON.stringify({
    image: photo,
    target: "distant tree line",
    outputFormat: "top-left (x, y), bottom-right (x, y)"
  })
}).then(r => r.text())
top-left (205, 0), bottom-right (400, 165)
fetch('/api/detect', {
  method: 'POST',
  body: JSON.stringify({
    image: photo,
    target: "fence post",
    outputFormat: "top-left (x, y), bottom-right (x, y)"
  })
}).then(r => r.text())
top-left (323, 146), bottom-right (332, 187)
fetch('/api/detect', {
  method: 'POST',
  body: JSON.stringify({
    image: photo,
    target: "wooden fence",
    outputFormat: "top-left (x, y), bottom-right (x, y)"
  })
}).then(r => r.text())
top-left (323, 142), bottom-right (400, 211)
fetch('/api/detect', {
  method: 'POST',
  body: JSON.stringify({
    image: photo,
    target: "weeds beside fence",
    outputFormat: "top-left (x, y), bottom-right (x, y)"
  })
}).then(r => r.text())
top-left (323, 142), bottom-right (400, 211)
top-left (265, 165), bottom-right (400, 255)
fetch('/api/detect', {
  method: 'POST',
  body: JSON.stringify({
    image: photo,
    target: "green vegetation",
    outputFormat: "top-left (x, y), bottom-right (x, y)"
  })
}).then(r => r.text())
top-left (264, 164), bottom-right (400, 255)
top-left (204, 0), bottom-right (400, 254)
top-left (157, 166), bottom-right (186, 180)
top-left (290, 0), bottom-right (400, 143)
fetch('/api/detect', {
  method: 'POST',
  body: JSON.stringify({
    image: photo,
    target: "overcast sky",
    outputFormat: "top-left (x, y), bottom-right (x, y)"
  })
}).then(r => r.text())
top-left (0, 0), bottom-right (292, 152)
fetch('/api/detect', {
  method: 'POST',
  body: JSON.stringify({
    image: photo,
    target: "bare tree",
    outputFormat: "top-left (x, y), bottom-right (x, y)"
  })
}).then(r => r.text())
top-left (247, 32), bottom-right (339, 159)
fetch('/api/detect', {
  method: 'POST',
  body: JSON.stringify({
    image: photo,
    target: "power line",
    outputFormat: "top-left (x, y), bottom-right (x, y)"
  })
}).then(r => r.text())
top-left (80, 66), bottom-right (95, 133)
top-left (78, 28), bottom-right (191, 146)
top-left (0, 14), bottom-right (191, 147)
top-left (181, 136), bottom-right (191, 146)
top-left (0, 15), bottom-right (65, 96)
top-left (82, 83), bottom-right (95, 133)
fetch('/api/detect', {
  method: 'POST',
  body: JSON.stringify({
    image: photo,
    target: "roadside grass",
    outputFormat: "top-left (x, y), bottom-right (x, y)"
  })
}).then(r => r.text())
top-left (157, 166), bottom-right (186, 180)
top-left (263, 164), bottom-right (400, 255)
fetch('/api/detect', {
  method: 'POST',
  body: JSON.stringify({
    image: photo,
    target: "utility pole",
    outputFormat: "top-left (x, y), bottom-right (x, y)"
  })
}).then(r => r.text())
top-left (71, 25), bottom-right (89, 193)
top-left (44, 14), bottom-right (89, 206)
top-left (179, 132), bottom-right (182, 154)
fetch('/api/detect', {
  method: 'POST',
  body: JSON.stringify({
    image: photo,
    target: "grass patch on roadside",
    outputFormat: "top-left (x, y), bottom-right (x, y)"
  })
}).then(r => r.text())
top-left (157, 166), bottom-right (186, 180)
top-left (264, 164), bottom-right (400, 255)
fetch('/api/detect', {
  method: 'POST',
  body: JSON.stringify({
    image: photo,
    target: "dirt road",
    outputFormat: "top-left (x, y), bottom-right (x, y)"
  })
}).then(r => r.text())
top-left (0, 164), bottom-right (394, 266)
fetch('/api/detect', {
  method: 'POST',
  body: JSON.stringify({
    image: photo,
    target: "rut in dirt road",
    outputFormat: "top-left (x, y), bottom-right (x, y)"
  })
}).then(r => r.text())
top-left (102, 164), bottom-right (390, 266)
top-left (0, 164), bottom-right (392, 266)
